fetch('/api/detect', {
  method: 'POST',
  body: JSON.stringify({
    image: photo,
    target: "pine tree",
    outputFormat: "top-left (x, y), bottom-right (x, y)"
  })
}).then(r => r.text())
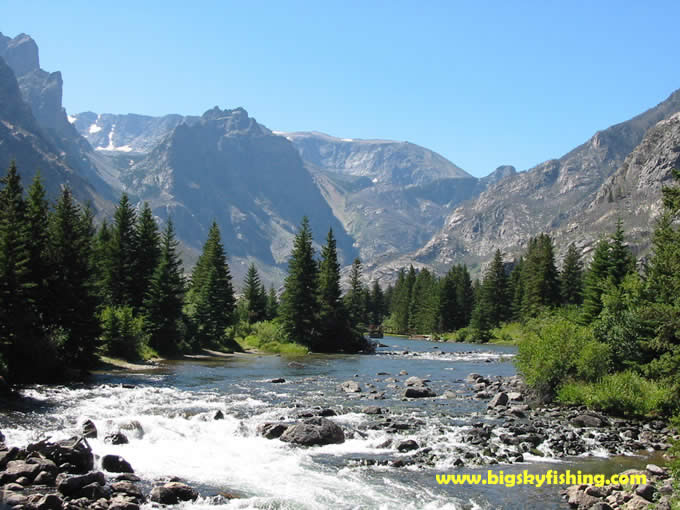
top-left (608, 219), bottom-right (636, 286)
top-left (344, 258), bottom-right (365, 328)
top-left (265, 286), bottom-right (279, 320)
top-left (243, 263), bottom-right (267, 323)
top-left (0, 162), bottom-right (33, 376)
top-left (188, 221), bottom-right (236, 348)
top-left (144, 220), bottom-right (185, 354)
top-left (521, 234), bottom-right (560, 317)
top-left (439, 267), bottom-right (458, 332)
top-left (369, 280), bottom-right (385, 325)
top-left (47, 188), bottom-right (100, 368)
top-left (280, 217), bottom-right (319, 346)
top-left (477, 249), bottom-right (510, 329)
top-left (105, 194), bottom-right (138, 307)
top-left (24, 173), bottom-right (50, 324)
top-left (318, 228), bottom-right (349, 351)
top-left (509, 257), bottom-right (524, 321)
top-left (132, 202), bottom-right (161, 311)
top-left (560, 243), bottom-right (583, 305)
top-left (581, 238), bottom-right (611, 323)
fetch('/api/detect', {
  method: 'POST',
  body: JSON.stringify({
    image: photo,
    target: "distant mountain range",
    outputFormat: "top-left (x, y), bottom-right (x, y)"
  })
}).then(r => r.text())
top-left (2, 31), bottom-right (679, 287)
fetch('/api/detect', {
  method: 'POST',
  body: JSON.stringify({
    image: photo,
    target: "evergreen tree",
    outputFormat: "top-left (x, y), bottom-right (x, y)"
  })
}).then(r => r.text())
top-left (509, 257), bottom-right (524, 321)
top-left (188, 221), bottom-right (236, 348)
top-left (0, 162), bottom-right (33, 376)
top-left (477, 249), bottom-right (510, 329)
top-left (455, 265), bottom-right (475, 329)
top-left (608, 218), bottom-right (636, 286)
top-left (265, 286), bottom-right (279, 320)
top-left (144, 220), bottom-right (185, 354)
top-left (25, 173), bottom-right (50, 324)
top-left (344, 258), bottom-right (365, 328)
top-left (581, 238), bottom-right (611, 323)
top-left (408, 268), bottom-right (439, 333)
top-left (280, 217), bottom-right (319, 346)
top-left (243, 263), bottom-right (267, 323)
top-left (560, 243), bottom-right (584, 305)
top-left (132, 202), bottom-right (161, 311)
top-left (105, 194), bottom-right (138, 307)
top-left (317, 228), bottom-right (349, 351)
top-left (369, 280), bottom-right (385, 325)
top-left (47, 188), bottom-right (100, 368)
top-left (439, 268), bottom-right (458, 332)
top-left (521, 234), bottom-right (560, 317)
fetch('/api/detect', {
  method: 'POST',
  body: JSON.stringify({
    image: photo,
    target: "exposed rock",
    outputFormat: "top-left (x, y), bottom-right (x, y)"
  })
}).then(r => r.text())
top-left (404, 376), bottom-right (427, 387)
top-left (0, 460), bottom-right (41, 484)
top-left (279, 417), bottom-right (345, 446)
top-left (81, 420), bottom-right (98, 439)
top-left (258, 422), bottom-right (289, 439)
top-left (108, 496), bottom-right (141, 510)
top-left (102, 454), bottom-right (134, 473)
top-left (35, 494), bottom-right (63, 510)
top-left (646, 464), bottom-right (667, 478)
top-left (635, 483), bottom-right (656, 501)
top-left (396, 440), bottom-right (419, 452)
top-left (570, 414), bottom-right (603, 428)
top-left (214, 410), bottom-right (225, 420)
top-left (270, 378), bottom-right (285, 383)
top-left (27, 437), bottom-right (94, 474)
top-left (111, 480), bottom-right (145, 503)
top-left (57, 471), bottom-right (105, 496)
top-left (487, 392), bottom-right (508, 408)
top-left (339, 381), bottom-right (362, 393)
top-left (404, 387), bottom-right (436, 398)
top-left (625, 495), bottom-right (652, 509)
top-left (150, 481), bottom-right (199, 504)
top-left (362, 406), bottom-right (383, 415)
top-left (105, 432), bottom-right (129, 445)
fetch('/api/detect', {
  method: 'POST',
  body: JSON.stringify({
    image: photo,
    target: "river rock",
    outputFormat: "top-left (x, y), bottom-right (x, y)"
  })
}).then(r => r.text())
top-left (339, 381), bottom-right (362, 393)
top-left (109, 496), bottom-right (141, 510)
top-left (635, 483), bottom-right (657, 501)
top-left (564, 485), bottom-right (601, 508)
top-left (646, 464), bottom-right (667, 477)
top-left (2, 493), bottom-right (29, 507)
top-left (35, 494), bottom-right (63, 510)
top-left (570, 414), bottom-right (603, 428)
top-left (270, 378), bottom-right (285, 383)
top-left (404, 387), bottom-right (436, 398)
top-left (279, 417), bottom-right (345, 446)
top-left (487, 392), bottom-right (508, 408)
top-left (625, 495), bottom-right (653, 509)
top-left (81, 419), bottom-right (98, 439)
top-left (404, 376), bottom-right (427, 387)
top-left (399, 370), bottom-right (408, 376)
top-left (150, 481), bottom-right (199, 504)
top-left (362, 406), bottom-right (383, 415)
top-left (0, 460), bottom-right (41, 484)
top-left (102, 455), bottom-right (134, 473)
top-left (105, 432), bottom-right (130, 445)
top-left (214, 410), bottom-right (225, 420)
top-left (111, 480), bottom-right (145, 503)
top-left (259, 423), bottom-right (289, 439)
top-left (27, 437), bottom-right (94, 474)
top-left (33, 470), bottom-right (56, 485)
top-left (507, 392), bottom-right (523, 402)
top-left (57, 471), bottom-right (106, 496)
top-left (396, 440), bottom-right (419, 452)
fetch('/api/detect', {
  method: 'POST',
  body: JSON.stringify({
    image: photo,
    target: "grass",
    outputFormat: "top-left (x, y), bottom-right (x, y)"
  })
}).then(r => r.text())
top-left (557, 371), bottom-right (672, 417)
top-left (488, 322), bottom-right (524, 345)
top-left (234, 320), bottom-right (309, 356)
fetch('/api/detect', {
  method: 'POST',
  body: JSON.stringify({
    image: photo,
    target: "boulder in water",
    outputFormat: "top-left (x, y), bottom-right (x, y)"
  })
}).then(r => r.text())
top-left (258, 423), bottom-right (289, 439)
top-left (487, 392), bottom-right (508, 408)
top-left (150, 481), bottom-right (199, 504)
top-left (105, 432), bottom-right (129, 445)
top-left (57, 471), bottom-right (106, 496)
top-left (102, 454), bottom-right (134, 473)
top-left (404, 387), bottom-right (436, 398)
top-left (81, 419), bottom-right (98, 439)
top-left (280, 417), bottom-right (345, 446)
top-left (339, 381), bottom-right (362, 393)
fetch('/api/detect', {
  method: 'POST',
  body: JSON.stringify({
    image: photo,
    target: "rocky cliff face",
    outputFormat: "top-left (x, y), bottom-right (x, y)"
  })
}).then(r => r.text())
top-left (0, 54), bottom-right (104, 208)
top-left (282, 131), bottom-right (481, 263)
top-left (404, 89), bottom-right (680, 276)
top-left (120, 107), bottom-right (357, 283)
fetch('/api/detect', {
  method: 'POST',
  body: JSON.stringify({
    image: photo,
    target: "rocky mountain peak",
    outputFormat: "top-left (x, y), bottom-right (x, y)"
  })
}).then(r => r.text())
top-left (0, 33), bottom-right (40, 77)
top-left (200, 106), bottom-right (270, 136)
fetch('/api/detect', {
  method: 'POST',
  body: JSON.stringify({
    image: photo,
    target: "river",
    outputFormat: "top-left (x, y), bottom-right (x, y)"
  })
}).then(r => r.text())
top-left (0, 337), bottom-right (655, 509)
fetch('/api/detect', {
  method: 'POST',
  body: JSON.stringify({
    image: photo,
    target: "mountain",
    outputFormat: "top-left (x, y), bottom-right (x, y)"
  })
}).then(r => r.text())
top-left (116, 107), bottom-right (356, 284)
top-left (408, 89), bottom-right (680, 276)
top-left (0, 32), bottom-right (115, 204)
top-left (280, 131), bottom-right (482, 263)
top-left (71, 112), bottom-right (200, 154)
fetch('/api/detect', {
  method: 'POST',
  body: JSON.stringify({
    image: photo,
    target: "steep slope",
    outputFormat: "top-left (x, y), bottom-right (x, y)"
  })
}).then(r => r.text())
top-left (121, 107), bottom-right (357, 283)
top-left (411, 89), bottom-right (680, 274)
top-left (0, 55), bottom-right (104, 208)
top-left (282, 131), bottom-right (481, 262)
top-left (0, 32), bottom-right (115, 201)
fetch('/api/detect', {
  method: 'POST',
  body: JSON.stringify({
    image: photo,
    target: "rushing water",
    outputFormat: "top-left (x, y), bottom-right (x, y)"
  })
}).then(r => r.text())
top-left (0, 337), bottom-right (654, 509)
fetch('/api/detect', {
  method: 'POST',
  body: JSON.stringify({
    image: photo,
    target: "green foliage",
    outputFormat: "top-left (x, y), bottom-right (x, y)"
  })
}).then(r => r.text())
top-left (408, 268), bottom-right (439, 333)
top-left (318, 228), bottom-right (352, 352)
top-left (521, 234), bottom-right (560, 317)
top-left (280, 217), bottom-right (320, 346)
top-left (104, 193), bottom-right (138, 307)
top-left (489, 322), bottom-right (524, 345)
top-left (131, 202), bottom-right (161, 311)
top-left (344, 258), bottom-right (366, 329)
top-left (243, 263), bottom-right (267, 324)
top-left (560, 243), bottom-right (583, 306)
top-left (100, 306), bottom-right (149, 361)
top-left (473, 249), bottom-right (510, 333)
top-left (557, 371), bottom-right (672, 417)
top-left (516, 314), bottom-right (609, 397)
top-left (236, 320), bottom-right (308, 355)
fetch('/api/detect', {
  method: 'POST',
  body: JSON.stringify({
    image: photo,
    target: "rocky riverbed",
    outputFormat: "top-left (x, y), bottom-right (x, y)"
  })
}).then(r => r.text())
top-left (0, 337), bottom-right (676, 509)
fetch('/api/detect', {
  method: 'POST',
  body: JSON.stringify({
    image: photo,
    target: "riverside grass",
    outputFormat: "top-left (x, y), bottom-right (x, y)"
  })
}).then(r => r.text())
top-left (235, 320), bottom-right (308, 356)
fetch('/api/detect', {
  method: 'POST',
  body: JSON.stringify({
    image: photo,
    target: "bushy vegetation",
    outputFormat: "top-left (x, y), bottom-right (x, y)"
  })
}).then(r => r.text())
top-left (235, 320), bottom-right (308, 356)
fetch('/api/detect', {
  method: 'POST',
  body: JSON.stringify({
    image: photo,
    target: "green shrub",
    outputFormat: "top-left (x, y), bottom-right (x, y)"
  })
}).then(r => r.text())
top-left (236, 320), bottom-right (308, 356)
top-left (100, 306), bottom-right (149, 361)
top-left (557, 371), bottom-right (672, 416)
top-left (451, 326), bottom-right (490, 343)
top-left (490, 322), bottom-right (523, 345)
top-left (517, 314), bottom-right (609, 397)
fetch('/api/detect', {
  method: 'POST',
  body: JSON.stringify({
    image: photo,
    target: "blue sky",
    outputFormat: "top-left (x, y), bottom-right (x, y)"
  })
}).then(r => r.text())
top-left (2, 1), bottom-right (680, 177)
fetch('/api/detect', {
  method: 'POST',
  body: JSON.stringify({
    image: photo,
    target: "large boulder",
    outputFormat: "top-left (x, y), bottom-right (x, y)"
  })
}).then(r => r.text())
top-left (487, 392), bottom-right (509, 408)
top-left (279, 418), bottom-right (345, 446)
top-left (150, 482), bottom-right (198, 504)
top-left (81, 419), bottom-right (98, 439)
top-left (570, 414), bottom-right (603, 428)
top-left (27, 437), bottom-right (94, 474)
top-left (102, 454), bottom-right (134, 473)
top-left (0, 460), bottom-right (41, 484)
top-left (404, 387), bottom-right (436, 398)
top-left (57, 471), bottom-right (106, 496)
top-left (339, 381), bottom-right (362, 393)
top-left (404, 376), bottom-right (428, 387)
top-left (105, 432), bottom-right (130, 445)
top-left (258, 423), bottom-right (289, 439)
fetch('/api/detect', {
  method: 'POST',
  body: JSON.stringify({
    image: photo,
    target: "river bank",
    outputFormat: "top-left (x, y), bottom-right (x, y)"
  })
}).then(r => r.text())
top-left (0, 337), bottom-right (676, 509)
